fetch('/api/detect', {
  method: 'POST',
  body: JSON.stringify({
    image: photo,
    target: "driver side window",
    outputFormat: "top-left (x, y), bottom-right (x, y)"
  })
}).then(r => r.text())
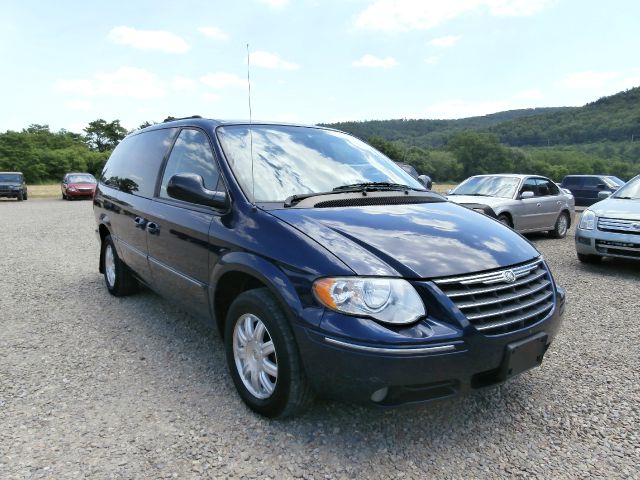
top-left (160, 129), bottom-right (220, 199)
top-left (520, 178), bottom-right (539, 197)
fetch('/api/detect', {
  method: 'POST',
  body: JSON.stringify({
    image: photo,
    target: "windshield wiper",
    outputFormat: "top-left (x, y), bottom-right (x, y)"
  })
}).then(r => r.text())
top-left (613, 196), bottom-right (638, 200)
top-left (284, 182), bottom-right (428, 207)
top-left (333, 182), bottom-right (422, 192)
top-left (284, 190), bottom-right (339, 207)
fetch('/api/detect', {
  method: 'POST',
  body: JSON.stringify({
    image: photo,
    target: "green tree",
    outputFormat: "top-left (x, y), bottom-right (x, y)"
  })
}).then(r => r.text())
top-left (447, 131), bottom-right (513, 177)
top-left (84, 119), bottom-right (127, 152)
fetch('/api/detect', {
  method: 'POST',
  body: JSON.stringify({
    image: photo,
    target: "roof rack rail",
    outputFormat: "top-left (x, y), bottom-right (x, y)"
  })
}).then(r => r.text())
top-left (163, 115), bottom-right (202, 123)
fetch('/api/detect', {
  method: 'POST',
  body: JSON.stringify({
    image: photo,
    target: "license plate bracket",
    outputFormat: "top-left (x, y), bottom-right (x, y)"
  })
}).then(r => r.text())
top-left (499, 332), bottom-right (548, 380)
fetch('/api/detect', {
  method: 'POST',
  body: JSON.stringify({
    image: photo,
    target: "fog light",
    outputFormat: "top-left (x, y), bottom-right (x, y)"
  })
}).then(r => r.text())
top-left (577, 236), bottom-right (591, 246)
top-left (370, 387), bottom-right (388, 403)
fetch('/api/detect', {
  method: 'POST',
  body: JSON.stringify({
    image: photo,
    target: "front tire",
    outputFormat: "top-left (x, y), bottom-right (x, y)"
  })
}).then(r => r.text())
top-left (23, 191), bottom-right (27, 200)
top-left (225, 288), bottom-right (313, 418)
top-left (497, 213), bottom-right (512, 228)
top-left (101, 235), bottom-right (138, 296)
top-left (550, 212), bottom-right (569, 238)
top-left (17, 192), bottom-right (23, 201)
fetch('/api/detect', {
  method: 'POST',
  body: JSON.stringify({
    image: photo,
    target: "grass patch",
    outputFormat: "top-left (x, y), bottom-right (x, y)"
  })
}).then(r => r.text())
top-left (28, 184), bottom-right (61, 198)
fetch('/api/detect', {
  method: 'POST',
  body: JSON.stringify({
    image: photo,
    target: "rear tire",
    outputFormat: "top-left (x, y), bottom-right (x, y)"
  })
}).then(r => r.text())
top-left (550, 212), bottom-right (569, 238)
top-left (577, 252), bottom-right (602, 264)
top-left (101, 235), bottom-right (138, 296)
top-left (225, 288), bottom-right (313, 418)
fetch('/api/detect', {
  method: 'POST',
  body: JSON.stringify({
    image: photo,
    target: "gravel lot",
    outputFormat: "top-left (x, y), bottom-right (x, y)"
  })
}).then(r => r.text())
top-left (1, 199), bottom-right (639, 479)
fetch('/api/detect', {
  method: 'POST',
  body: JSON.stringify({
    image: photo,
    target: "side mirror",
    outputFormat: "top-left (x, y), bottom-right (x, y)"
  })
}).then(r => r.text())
top-left (417, 175), bottom-right (433, 190)
top-left (167, 173), bottom-right (229, 209)
top-left (597, 191), bottom-right (611, 200)
top-left (520, 191), bottom-right (535, 199)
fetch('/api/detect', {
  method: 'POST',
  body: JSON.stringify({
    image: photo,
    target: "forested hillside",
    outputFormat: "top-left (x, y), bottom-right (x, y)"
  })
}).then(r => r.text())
top-left (325, 87), bottom-right (640, 182)
top-left (326, 107), bottom-right (566, 148)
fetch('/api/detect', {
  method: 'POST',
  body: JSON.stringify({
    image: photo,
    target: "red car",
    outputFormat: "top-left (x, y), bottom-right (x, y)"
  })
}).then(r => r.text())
top-left (61, 173), bottom-right (97, 200)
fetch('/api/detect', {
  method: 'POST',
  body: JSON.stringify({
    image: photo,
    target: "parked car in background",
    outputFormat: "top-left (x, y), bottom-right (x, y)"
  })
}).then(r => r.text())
top-left (575, 174), bottom-right (640, 263)
top-left (61, 173), bottom-right (97, 200)
top-left (448, 174), bottom-right (575, 238)
top-left (94, 118), bottom-right (565, 418)
top-left (0, 172), bottom-right (28, 201)
top-left (560, 175), bottom-right (624, 206)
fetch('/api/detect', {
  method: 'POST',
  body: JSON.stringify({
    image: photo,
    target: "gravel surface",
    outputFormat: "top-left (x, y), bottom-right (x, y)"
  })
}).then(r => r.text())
top-left (1, 199), bottom-right (639, 479)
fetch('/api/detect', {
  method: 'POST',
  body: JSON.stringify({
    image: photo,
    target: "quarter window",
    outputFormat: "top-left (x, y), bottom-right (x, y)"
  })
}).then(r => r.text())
top-left (160, 129), bottom-right (220, 200)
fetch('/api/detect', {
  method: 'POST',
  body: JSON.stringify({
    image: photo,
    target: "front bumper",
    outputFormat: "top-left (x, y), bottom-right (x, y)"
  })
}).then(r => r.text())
top-left (294, 286), bottom-right (565, 406)
top-left (65, 189), bottom-right (95, 198)
top-left (575, 227), bottom-right (640, 260)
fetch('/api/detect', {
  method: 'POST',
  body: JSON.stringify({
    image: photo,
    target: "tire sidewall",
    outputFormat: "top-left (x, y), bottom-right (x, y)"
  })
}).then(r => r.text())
top-left (224, 291), bottom-right (293, 417)
top-left (554, 212), bottom-right (569, 238)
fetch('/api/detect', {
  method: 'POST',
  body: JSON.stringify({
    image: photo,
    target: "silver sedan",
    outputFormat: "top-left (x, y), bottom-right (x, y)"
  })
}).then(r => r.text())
top-left (575, 174), bottom-right (640, 262)
top-left (447, 174), bottom-right (576, 238)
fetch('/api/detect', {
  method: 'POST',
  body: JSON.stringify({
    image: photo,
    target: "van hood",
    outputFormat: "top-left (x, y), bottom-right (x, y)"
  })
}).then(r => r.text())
top-left (270, 202), bottom-right (539, 279)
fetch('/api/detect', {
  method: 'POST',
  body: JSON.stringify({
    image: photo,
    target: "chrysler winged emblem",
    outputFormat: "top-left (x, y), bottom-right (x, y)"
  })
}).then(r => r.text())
top-left (503, 270), bottom-right (517, 283)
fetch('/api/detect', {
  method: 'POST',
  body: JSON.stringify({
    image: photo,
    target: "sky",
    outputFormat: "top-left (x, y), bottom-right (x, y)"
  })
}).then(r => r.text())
top-left (1, 0), bottom-right (639, 133)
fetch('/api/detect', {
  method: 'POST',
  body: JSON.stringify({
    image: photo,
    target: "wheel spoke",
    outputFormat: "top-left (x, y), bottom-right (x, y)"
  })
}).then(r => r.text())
top-left (261, 340), bottom-right (275, 356)
top-left (236, 324), bottom-right (249, 346)
top-left (250, 368), bottom-right (261, 392)
top-left (262, 358), bottom-right (278, 378)
top-left (235, 346), bottom-right (248, 360)
top-left (259, 371), bottom-right (275, 394)
top-left (254, 321), bottom-right (266, 342)
top-left (244, 316), bottom-right (256, 339)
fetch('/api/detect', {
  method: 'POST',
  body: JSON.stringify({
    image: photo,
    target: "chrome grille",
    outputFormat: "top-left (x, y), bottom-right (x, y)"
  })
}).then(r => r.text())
top-left (597, 217), bottom-right (640, 235)
top-left (434, 259), bottom-right (554, 335)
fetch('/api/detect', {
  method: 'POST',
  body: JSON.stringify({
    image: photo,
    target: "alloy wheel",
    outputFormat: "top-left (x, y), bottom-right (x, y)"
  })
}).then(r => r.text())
top-left (232, 313), bottom-right (278, 399)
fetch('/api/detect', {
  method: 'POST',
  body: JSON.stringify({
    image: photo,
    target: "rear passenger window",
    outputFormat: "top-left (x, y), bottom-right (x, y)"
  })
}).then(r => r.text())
top-left (100, 128), bottom-right (177, 197)
top-left (535, 178), bottom-right (558, 196)
top-left (160, 129), bottom-right (220, 199)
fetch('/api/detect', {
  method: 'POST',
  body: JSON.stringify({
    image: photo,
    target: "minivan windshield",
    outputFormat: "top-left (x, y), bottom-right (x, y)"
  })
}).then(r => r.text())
top-left (216, 125), bottom-right (423, 203)
top-left (612, 175), bottom-right (640, 200)
top-left (450, 176), bottom-right (520, 199)
top-left (0, 173), bottom-right (22, 183)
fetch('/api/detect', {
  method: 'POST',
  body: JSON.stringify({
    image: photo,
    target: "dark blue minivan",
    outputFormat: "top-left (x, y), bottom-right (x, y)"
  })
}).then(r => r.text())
top-left (94, 117), bottom-right (565, 417)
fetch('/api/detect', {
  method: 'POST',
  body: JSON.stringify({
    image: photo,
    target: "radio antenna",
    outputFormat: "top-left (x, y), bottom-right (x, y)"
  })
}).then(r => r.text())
top-left (246, 43), bottom-right (255, 205)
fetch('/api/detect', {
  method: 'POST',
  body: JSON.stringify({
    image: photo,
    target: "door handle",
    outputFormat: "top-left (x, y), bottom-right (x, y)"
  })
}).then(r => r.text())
top-left (536, 203), bottom-right (541, 207)
top-left (147, 222), bottom-right (160, 235)
top-left (134, 217), bottom-right (147, 229)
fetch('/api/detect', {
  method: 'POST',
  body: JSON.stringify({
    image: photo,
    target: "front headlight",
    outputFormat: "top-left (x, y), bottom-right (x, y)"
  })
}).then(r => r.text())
top-left (313, 277), bottom-right (425, 325)
top-left (579, 209), bottom-right (595, 230)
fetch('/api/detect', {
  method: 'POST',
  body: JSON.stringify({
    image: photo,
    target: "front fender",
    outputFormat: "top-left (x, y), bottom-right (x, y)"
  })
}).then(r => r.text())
top-left (209, 251), bottom-right (323, 330)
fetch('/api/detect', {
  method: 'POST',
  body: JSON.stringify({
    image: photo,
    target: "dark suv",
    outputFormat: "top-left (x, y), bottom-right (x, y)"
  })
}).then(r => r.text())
top-left (0, 172), bottom-right (28, 201)
top-left (94, 118), bottom-right (565, 418)
top-left (560, 175), bottom-right (624, 206)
